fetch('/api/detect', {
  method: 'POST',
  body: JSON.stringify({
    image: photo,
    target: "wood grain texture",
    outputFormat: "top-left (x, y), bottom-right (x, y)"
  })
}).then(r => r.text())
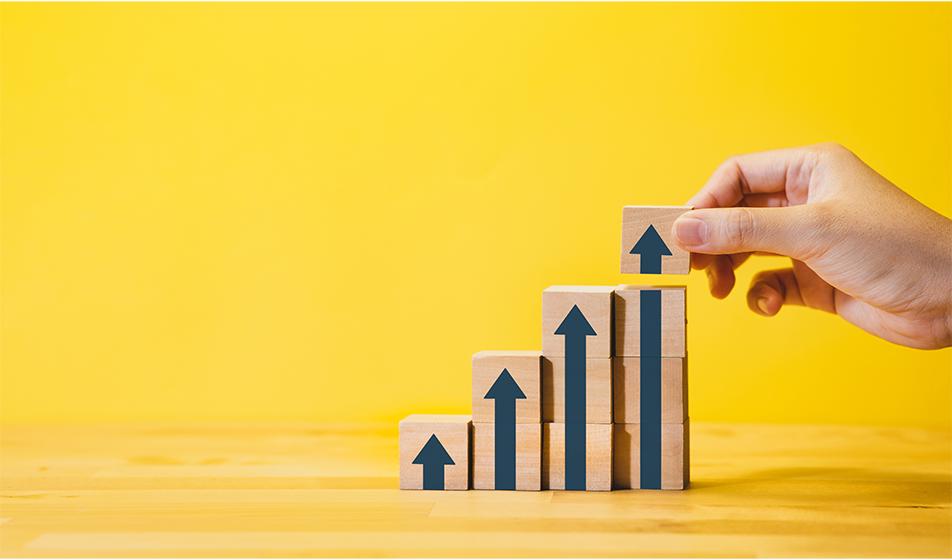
top-left (472, 351), bottom-right (541, 424)
top-left (614, 285), bottom-right (686, 357)
top-left (472, 423), bottom-right (542, 491)
top-left (613, 357), bottom-right (687, 423)
top-left (541, 286), bottom-right (614, 358)
top-left (620, 206), bottom-right (692, 274)
top-left (542, 357), bottom-right (612, 424)
top-left (613, 421), bottom-right (690, 490)
top-left (398, 415), bottom-right (470, 490)
top-left (542, 423), bottom-right (613, 491)
top-left (1, 422), bottom-right (949, 557)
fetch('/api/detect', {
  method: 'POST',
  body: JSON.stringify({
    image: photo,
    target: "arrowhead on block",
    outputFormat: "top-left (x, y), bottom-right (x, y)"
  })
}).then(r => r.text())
top-left (630, 225), bottom-right (672, 257)
top-left (484, 368), bottom-right (527, 401)
top-left (555, 305), bottom-right (597, 337)
top-left (412, 434), bottom-right (455, 466)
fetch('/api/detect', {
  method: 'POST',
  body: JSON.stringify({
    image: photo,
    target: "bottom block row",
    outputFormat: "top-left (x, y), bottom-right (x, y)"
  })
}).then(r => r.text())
top-left (399, 415), bottom-right (688, 491)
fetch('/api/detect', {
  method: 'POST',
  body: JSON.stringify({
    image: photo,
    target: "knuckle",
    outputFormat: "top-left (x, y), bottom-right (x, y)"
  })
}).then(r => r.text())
top-left (726, 207), bottom-right (756, 247)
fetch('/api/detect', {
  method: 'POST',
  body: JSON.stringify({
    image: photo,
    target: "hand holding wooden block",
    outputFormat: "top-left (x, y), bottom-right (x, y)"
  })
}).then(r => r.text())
top-left (620, 206), bottom-right (691, 274)
top-left (542, 286), bottom-right (614, 358)
top-left (399, 414), bottom-right (471, 490)
top-left (472, 351), bottom-right (541, 424)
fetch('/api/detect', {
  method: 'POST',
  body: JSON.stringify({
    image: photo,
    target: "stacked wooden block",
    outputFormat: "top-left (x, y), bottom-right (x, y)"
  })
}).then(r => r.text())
top-left (399, 206), bottom-right (691, 492)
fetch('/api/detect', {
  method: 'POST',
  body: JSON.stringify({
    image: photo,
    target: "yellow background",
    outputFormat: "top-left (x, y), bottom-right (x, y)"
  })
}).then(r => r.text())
top-left (2, 3), bottom-right (950, 429)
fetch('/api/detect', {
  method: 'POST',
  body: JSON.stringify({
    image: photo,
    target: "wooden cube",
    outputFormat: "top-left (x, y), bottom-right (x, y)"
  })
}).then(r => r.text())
top-left (399, 414), bottom-right (471, 491)
top-left (613, 420), bottom-right (690, 490)
top-left (614, 285), bottom-right (686, 357)
top-left (542, 423), bottom-right (613, 491)
top-left (542, 357), bottom-right (612, 424)
top-left (542, 286), bottom-right (614, 358)
top-left (613, 357), bottom-right (687, 423)
top-left (472, 422), bottom-right (542, 491)
top-left (620, 206), bottom-right (691, 274)
top-left (472, 351), bottom-right (541, 424)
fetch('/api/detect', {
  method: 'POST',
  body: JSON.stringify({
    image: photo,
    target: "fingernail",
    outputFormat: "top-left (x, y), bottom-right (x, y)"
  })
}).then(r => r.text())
top-left (756, 298), bottom-right (770, 315)
top-left (675, 217), bottom-right (707, 247)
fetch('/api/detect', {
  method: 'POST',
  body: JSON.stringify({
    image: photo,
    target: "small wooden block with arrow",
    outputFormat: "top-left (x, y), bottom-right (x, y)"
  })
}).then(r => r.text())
top-left (620, 206), bottom-right (692, 275)
top-left (399, 414), bottom-right (471, 490)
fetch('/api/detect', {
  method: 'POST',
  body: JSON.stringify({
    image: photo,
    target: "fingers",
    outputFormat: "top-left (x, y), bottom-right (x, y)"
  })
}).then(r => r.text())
top-left (707, 253), bottom-right (750, 299)
top-left (687, 147), bottom-right (818, 209)
top-left (746, 261), bottom-right (836, 317)
top-left (672, 205), bottom-right (821, 261)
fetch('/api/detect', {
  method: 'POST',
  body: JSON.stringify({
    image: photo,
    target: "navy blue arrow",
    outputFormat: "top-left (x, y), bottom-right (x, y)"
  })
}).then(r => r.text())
top-left (630, 225), bottom-right (672, 274)
top-left (640, 290), bottom-right (662, 489)
top-left (484, 368), bottom-right (526, 490)
top-left (555, 305), bottom-right (596, 491)
top-left (412, 434), bottom-right (455, 490)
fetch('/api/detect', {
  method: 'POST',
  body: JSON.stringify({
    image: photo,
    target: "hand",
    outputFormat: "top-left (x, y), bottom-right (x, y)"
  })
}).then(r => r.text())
top-left (672, 143), bottom-right (952, 350)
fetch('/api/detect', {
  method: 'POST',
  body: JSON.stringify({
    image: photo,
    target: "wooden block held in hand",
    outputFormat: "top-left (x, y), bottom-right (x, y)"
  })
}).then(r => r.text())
top-left (399, 414), bottom-right (471, 490)
top-left (613, 420), bottom-right (690, 490)
top-left (472, 351), bottom-right (541, 424)
top-left (542, 357), bottom-right (613, 424)
top-left (542, 423), bottom-right (613, 491)
top-left (613, 357), bottom-right (687, 423)
top-left (472, 422), bottom-right (542, 491)
top-left (620, 206), bottom-right (691, 274)
top-left (542, 286), bottom-right (614, 358)
top-left (614, 285), bottom-right (686, 357)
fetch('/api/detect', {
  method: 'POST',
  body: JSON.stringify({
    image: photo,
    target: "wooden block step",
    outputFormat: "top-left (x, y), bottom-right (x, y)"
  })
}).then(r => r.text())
top-left (472, 351), bottom-right (541, 424)
top-left (542, 356), bottom-right (612, 424)
top-left (472, 422), bottom-right (542, 491)
top-left (614, 285), bottom-right (686, 357)
top-left (542, 423), bottom-right (612, 491)
top-left (399, 414), bottom-right (471, 490)
top-left (613, 356), bottom-right (687, 423)
top-left (613, 420), bottom-right (690, 490)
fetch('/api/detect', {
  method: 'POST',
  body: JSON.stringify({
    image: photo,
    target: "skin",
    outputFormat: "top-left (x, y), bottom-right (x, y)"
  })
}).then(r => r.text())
top-left (671, 143), bottom-right (952, 350)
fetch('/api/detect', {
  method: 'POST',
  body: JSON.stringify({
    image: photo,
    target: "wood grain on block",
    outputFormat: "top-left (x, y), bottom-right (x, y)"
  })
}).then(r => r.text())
top-left (614, 285), bottom-right (686, 357)
top-left (542, 357), bottom-right (612, 424)
top-left (398, 415), bottom-right (471, 490)
top-left (620, 206), bottom-right (691, 274)
top-left (542, 286), bottom-right (614, 358)
top-left (471, 351), bottom-right (541, 424)
top-left (613, 420), bottom-right (690, 490)
top-left (613, 356), bottom-right (687, 423)
top-left (472, 422), bottom-right (542, 491)
top-left (542, 423), bottom-right (612, 491)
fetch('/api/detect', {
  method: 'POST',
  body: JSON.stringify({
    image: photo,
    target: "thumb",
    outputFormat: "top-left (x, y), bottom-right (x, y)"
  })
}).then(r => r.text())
top-left (672, 206), bottom-right (819, 260)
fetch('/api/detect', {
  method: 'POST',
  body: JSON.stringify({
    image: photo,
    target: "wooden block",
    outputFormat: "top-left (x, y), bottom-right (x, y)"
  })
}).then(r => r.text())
top-left (542, 357), bottom-right (612, 424)
top-left (612, 420), bottom-right (690, 490)
top-left (399, 414), bottom-right (471, 491)
top-left (620, 206), bottom-right (691, 274)
top-left (542, 423), bottom-right (612, 491)
top-left (613, 357), bottom-right (687, 423)
top-left (472, 422), bottom-right (542, 491)
top-left (614, 285), bottom-right (686, 357)
top-left (472, 351), bottom-right (541, 424)
top-left (542, 286), bottom-right (614, 358)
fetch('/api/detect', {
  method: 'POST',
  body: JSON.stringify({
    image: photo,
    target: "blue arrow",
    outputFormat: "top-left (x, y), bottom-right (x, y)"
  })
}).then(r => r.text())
top-left (630, 225), bottom-right (672, 274)
top-left (484, 368), bottom-right (526, 490)
top-left (555, 305), bottom-right (596, 491)
top-left (640, 290), bottom-right (662, 489)
top-left (412, 434), bottom-right (455, 490)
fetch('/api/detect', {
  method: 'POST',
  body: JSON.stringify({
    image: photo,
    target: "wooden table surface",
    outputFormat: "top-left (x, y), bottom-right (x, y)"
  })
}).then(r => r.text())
top-left (1, 422), bottom-right (950, 557)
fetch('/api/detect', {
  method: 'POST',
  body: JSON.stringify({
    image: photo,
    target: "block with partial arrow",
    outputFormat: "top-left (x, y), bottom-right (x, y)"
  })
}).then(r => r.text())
top-left (620, 206), bottom-right (691, 275)
top-left (541, 286), bottom-right (614, 358)
top-left (542, 423), bottom-right (613, 491)
top-left (613, 356), bottom-right (687, 424)
top-left (472, 351), bottom-right (541, 424)
top-left (472, 422), bottom-right (541, 491)
top-left (614, 285), bottom-right (686, 358)
top-left (399, 414), bottom-right (471, 490)
top-left (613, 420), bottom-right (690, 490)
top-left (542, 356), bottom-right (612, 424)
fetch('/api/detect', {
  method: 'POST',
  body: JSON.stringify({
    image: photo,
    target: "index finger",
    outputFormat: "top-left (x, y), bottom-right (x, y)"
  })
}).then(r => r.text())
top-left (688, 146), bottom-right (819, 209)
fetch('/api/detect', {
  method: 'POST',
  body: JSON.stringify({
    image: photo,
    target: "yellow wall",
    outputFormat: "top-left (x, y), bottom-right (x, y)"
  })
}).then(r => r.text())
top-left (2, 3), bottom-right (950, 428)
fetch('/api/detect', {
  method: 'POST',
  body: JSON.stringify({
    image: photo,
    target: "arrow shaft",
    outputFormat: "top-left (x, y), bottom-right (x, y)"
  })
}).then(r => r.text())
top-left (494, 398), bottom-right (517, 490)
top-left (641, 253), bottom-right (663, 274)
top-left (421, 462), bottom-right (445, 490)
top-left (640, 290), bottom-right (662, 489)
top-left (564, 334), bottom-right (587, 490)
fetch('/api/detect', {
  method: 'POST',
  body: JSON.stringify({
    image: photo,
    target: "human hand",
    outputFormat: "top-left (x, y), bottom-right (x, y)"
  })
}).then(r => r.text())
top-left (672, 143), bottom-right (952, 350)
